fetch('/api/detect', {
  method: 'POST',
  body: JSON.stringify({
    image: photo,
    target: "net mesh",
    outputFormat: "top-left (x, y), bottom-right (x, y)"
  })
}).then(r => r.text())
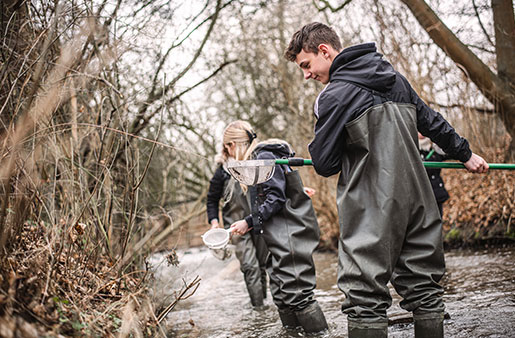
top-left (226, 160), bottom-right (275, 185)
top-left (209, 245), bottom-right (234, 261)
top-left (202, 228), bottom-right (230, 249)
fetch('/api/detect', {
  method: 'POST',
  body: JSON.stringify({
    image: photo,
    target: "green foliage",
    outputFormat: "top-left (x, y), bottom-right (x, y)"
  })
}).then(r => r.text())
top-left (53, 297), bottom-right (85, 333)
top-left (109, 313), bottom-right (123, 332)
top-left (445, 228), bottom-right (461, 242)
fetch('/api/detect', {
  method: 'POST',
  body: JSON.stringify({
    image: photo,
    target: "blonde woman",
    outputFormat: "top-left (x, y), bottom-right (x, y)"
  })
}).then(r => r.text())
top-left (225, 121), bottom-right (328, 334)
top-left (206, 121), bottom-right (267, 308)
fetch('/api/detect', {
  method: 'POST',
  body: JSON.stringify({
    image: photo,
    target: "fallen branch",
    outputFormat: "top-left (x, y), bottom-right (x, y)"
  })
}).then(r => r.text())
top-left (156, 275), bottom-right (201, 324)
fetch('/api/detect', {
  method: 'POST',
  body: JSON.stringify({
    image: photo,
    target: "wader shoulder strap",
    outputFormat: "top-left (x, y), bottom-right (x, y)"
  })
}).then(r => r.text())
top-left (248, 162), bottom-right (289, 235)
top-left (248, 186), bottom-right (263, 234)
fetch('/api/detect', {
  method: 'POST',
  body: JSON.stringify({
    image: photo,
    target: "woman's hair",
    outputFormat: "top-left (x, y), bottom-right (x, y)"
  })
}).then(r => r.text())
top-left (218, 121), bottom-right (258, 194)
top-left (284, 22), bottom-right (342, 62)
top-left (217, 120), bottom-right (258, 164)
top-left (219, 122), bottom-right (294, 194)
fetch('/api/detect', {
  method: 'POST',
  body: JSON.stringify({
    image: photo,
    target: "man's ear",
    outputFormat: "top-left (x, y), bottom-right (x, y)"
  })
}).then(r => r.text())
top-left (318, 44), bottom-right (330, 58)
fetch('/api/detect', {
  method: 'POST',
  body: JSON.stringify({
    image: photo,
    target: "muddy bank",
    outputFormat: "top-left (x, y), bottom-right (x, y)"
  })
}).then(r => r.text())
top-left (172, 163), bottom-right (514, 251)
top-left (173, 215), bottom-right (515, 252)
top-left (441, 168), bottom-right (514, 248)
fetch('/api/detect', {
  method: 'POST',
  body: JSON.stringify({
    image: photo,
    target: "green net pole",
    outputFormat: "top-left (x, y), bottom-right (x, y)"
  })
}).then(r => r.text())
top-left (422, 162), bottom-right (515, 170)
top-left (275, 158), bottom-right (515, 170)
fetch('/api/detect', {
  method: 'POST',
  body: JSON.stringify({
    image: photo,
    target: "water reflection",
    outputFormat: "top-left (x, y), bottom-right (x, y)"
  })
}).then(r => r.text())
top-left (150, 246), bottom-right (515, 337)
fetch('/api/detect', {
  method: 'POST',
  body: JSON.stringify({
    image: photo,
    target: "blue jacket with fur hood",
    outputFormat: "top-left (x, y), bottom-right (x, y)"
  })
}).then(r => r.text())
top-left (244, 141), bottom-right (293, 230)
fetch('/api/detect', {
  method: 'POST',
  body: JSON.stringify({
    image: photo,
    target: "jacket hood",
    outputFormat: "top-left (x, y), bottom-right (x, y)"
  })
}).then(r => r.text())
top-left (254, 140), bottom-right (294, 158)
top-left (329, 42), bottom-right (396, 93)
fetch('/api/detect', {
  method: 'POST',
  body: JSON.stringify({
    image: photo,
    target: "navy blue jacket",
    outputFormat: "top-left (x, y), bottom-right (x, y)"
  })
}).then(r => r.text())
top-left (420, 149), bottom-right (450, 203)
top-left (309, 43), bottom-right (472, 177)
top-left (244, 142), bottom-right (292, 229)
top-left (206, 165), bottom-right (230, 223)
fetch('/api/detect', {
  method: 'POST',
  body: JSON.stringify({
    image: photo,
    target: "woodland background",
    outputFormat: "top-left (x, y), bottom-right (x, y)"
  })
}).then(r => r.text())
top-left (0, 0), bottom-right (513, 336)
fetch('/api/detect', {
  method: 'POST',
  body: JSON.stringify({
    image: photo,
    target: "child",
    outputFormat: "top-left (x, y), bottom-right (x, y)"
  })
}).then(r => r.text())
top-left (206, 124), bottom-right (268, 308)
top-left (284, 22), bottom-right (488, 338)
top-left (418, 132), bottom-right (450, 217)
top-left (227, 121), bottom-right (328, 334)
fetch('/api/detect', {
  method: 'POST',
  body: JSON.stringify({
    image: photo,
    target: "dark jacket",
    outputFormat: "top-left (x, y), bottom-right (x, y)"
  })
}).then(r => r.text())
top-left (244, 142), bottom-right (292, 229)
top-left (309, 43), bottom-right (472, 177)
top-left (206, 165), bottom-right (230, 223)
top-left (420, 149), bottom-right (450, 204)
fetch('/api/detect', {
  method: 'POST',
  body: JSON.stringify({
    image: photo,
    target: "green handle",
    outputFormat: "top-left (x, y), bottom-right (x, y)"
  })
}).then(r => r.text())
top-left (275, 158), bottom-right (515, 170)
top-left (422, 162), bottom-right (515, 170)
top-left (425, 149), bottom-right (435, 160)
top-left (275, 158), bottom-right (313, 166)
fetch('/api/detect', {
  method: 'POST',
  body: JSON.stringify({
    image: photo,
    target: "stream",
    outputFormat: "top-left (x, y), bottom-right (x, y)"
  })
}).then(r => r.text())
top-left (148, 245), bottom-right (515, 337)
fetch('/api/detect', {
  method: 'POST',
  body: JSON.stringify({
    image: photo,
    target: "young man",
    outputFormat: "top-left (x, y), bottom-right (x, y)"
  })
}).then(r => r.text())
top-left (284, 22), bottom-right (488, 338)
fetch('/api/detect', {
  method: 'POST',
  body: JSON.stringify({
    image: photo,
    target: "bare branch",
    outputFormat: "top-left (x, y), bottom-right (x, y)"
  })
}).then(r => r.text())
top-left (472, 0), bottom-right (495, 47)
top-left (400, 0), bottom-right (515, 154)
top-left (425, 101), bottom-right (495, 114)
top-left (131, 59), bottom-right (237, 136)
top-left (313, 0), bottom-right (354, 12)
top-left (156, 275), bottom-right (201, 323)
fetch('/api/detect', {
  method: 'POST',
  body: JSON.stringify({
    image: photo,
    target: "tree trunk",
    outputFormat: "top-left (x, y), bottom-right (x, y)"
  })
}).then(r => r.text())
top-left (400, 0), bottom-right (515, 159)
top-left (492, 0), bottom-right (515, 82)
top-left (492, 0), bottom-right (515, 159)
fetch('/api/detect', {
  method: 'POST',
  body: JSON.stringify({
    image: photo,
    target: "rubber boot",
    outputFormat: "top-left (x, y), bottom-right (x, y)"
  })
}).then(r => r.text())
top-left (414, 312), bottom-right (444, 338)
top-left (348, 319), bottom-right (388, 338)
top-left (278, 308), bottom-right (300, 329)
top-left (295, 302), bottom-right (329, 334)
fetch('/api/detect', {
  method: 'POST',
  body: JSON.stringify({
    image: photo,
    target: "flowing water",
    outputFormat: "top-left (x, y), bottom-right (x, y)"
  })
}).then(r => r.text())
top-left (149, 245), bottom-right (515, 337)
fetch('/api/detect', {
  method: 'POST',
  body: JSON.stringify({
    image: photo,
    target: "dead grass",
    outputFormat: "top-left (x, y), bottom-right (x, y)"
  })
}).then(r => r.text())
top-left (442, 146), bottom-right (515, 247)
top-left (0, 220), bottom-right (151, 336)
top-left (0, 18), bottom-right (175, 337)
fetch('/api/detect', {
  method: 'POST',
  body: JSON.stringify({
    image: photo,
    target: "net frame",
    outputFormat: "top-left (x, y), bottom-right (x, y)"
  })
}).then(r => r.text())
top-left (201, 228), bottom-right (231, 249)
top-left (226, 159), bottom-right (276, 185)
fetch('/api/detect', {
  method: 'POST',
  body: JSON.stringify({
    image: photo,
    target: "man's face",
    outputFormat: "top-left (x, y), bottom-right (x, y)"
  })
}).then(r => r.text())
top-left (295, 48), bottom-right (333, 84)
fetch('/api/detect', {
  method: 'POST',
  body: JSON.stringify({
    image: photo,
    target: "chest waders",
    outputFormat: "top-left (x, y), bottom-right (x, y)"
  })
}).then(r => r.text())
top-left (258, 169), bottom-right (328, 333)
top-left (338, 102), bottom-right (445, 338)
top-left (222, 178), bottom-right (268, 307)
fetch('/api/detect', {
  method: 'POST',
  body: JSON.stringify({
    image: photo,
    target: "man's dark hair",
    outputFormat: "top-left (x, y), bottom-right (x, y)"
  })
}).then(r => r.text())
top-left (284, 22), bottom-right (342, 62)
